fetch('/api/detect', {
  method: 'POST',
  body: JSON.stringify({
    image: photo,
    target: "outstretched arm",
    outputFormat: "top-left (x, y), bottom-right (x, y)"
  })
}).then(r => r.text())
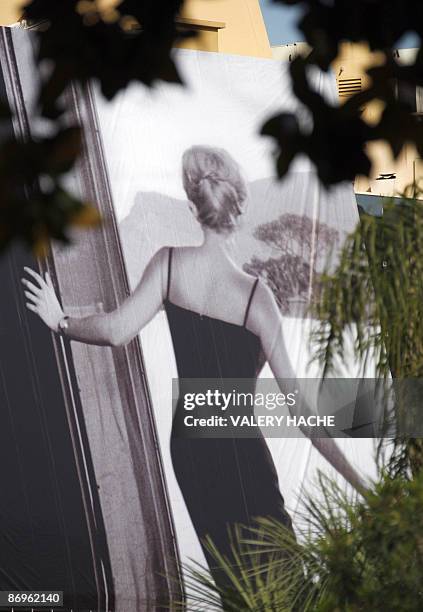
top-left (22, 249), bottom-right (167, 347)
top-left (248, 281), bottom-right (367, 495)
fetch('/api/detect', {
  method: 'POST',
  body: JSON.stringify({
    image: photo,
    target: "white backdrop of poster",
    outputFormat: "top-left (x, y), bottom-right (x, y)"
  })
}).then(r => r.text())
top-left (93, 50), bottom-right (378, 570)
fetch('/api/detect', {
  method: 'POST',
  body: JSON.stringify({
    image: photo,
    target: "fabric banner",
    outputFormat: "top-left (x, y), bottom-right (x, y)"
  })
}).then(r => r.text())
top-left (93, 50), bottom-right (377, 573)
top-left (1, 30), bottom-right (379, 610)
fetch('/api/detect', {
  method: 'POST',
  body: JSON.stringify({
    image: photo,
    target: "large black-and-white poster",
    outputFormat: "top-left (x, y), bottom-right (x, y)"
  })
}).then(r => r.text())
top-left (1, 27), bottom-right (378, 611)
top-left (93, 50), bottom-right (377, 574)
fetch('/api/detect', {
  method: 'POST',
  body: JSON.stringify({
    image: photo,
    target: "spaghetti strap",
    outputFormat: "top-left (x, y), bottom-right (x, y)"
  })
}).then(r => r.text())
top-left (166, 247), bottom-right (173, 301)
top-left (243, 277), bottom-right (260, 328)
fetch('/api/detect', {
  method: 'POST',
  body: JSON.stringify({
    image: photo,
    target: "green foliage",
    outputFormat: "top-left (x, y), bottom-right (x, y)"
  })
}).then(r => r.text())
top-left (177, 473), bottom-right (423, 611)
top-left (310, 187), bottom-right (423, 476)
top-left (175, 521), bottom-right (309, 611)
top-left (264, 1), bottom-right (423, 183)
top-left (311, 195), bottom-right (423, 379)
top-left (308, 473), bottom-right (423, 612)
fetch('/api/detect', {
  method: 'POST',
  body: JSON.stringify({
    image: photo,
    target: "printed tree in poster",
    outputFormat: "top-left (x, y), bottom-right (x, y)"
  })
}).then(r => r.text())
top-left (244, 213), bottom-right (339, 313)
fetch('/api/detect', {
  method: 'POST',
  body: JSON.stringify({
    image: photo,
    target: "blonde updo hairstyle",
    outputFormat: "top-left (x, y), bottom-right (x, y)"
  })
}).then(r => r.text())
top-left (182, 146), bottom-right (248, 233)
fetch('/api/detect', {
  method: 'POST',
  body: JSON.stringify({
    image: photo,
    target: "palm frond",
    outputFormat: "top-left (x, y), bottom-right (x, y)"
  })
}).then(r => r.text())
top-left (310, 185), bottom-right (423, 477)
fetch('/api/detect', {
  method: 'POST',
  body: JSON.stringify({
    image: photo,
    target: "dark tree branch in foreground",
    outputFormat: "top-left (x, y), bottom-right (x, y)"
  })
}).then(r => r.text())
top-left (1, 0), bottom-right (423, 250)
top-left (0, 0), bottom-right (191, 253)
top-left (264, 0), bottom-right (423, 184)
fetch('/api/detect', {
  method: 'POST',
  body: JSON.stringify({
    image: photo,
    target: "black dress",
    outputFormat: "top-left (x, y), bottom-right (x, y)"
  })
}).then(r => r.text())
top-left (164, 248), bottom-right (294, 589)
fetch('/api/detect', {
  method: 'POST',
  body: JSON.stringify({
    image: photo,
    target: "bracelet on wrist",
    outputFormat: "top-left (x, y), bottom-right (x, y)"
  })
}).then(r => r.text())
top-left (58, 315), bottom-right (70, 335)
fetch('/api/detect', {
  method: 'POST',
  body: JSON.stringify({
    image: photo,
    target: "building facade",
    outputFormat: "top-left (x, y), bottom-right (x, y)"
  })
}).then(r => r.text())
top-left (0, 0), bottom-right (272, 57)
top-left (179, 0), bottom-right (271, 56)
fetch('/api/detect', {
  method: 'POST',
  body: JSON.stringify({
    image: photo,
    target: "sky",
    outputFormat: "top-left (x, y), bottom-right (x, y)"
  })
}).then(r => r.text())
top-left (259, 0), bottom-right (304, 46)
top-left (259, 0), bottom-right (420, 48)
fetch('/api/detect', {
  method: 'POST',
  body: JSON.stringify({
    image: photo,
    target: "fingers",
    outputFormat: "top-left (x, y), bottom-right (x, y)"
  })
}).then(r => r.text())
top-left (22, 268), bottom-right (57, 321)
top-left (21, 278), bottom-right (42, 294)
top-left (23, 266), bottom-right (45, 287)
top-left (24, 290), bottom-right (39, 305)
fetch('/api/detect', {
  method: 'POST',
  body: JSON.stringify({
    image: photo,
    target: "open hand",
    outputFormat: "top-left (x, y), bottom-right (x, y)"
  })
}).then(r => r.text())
top-left (22, 267), bottom-right (64, 332)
